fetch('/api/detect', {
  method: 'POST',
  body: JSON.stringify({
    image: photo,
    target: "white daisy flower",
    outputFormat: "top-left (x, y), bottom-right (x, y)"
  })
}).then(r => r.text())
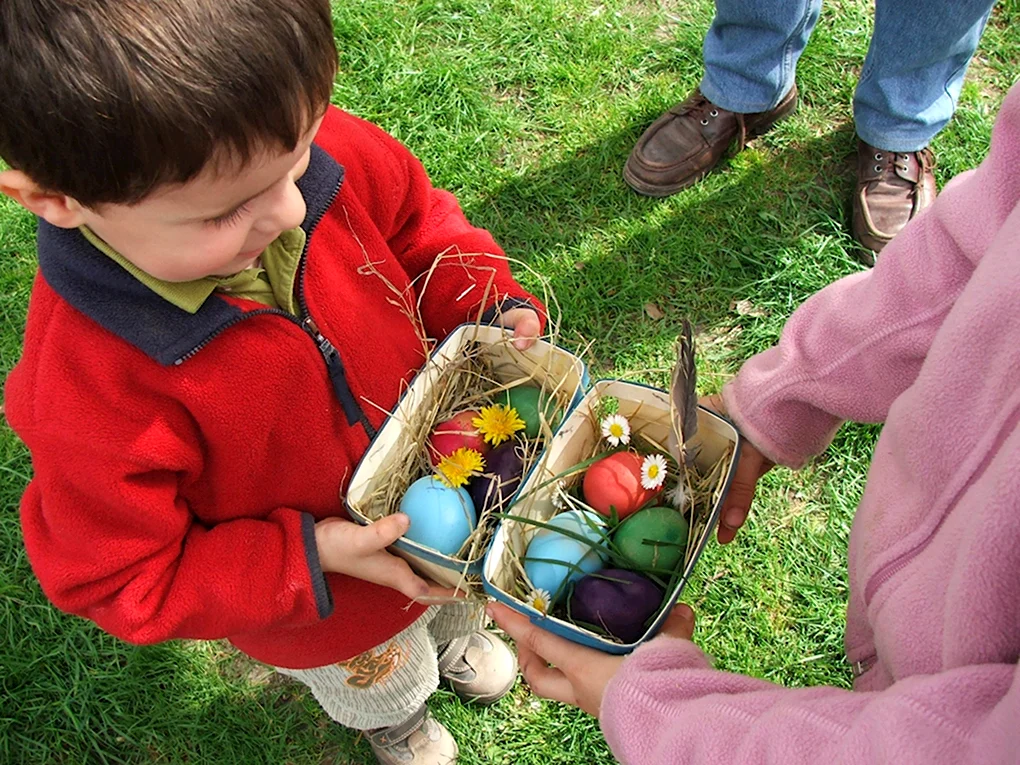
top-left (551, 480), bottom-right (568, 509)
top-left (640, 453), bottom-right (668, 490)
top-left (525, 588), bottom-right (552, 614)
top-left (667, 481), bottom-right (689, 510)
top-left (600, 413), bottom-right (631, 446)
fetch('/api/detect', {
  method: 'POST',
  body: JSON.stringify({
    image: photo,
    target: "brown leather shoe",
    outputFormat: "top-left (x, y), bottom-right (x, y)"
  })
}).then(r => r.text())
top-left (624, 85), bottom-right (798, 197)
top-left (852, 140), bottom-right (936, 261)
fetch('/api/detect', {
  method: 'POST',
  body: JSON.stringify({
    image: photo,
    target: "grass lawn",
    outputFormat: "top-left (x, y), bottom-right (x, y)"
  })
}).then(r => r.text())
top-left (2, 1), bottom-right (1017, 762)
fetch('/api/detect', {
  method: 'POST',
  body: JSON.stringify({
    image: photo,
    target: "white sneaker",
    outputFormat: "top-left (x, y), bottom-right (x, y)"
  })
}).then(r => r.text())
top-left (367, 706), bottom-right (457, 765)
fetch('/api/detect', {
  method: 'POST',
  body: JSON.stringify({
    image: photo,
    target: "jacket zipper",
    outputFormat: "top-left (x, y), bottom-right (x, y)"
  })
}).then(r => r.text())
top-left (293, 176), bottom-right (376, 440)
top-left (863, 553), bottom-right (916, 605)
top-left (174, 308), bottom-right (290, 364)
top-left (856, 397), bottom-right (1020, 675)
top-left (849, 654), bottom-right (877, 678)
top-left (862, 406), bottom-right (1015, 608)
top-left (174, 174), bottom-right (377, 439)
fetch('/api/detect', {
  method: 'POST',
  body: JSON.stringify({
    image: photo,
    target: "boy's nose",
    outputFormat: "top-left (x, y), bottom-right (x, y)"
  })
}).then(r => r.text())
top-left (259, 181), bottom-right (306, 234)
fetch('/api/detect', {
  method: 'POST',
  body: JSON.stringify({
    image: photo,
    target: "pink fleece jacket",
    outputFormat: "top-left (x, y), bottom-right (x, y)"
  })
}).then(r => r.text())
top-left (600, 83), bottom-right (1020, 765)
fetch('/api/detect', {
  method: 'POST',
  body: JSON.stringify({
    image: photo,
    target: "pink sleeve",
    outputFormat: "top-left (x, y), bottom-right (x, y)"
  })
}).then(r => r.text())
top-left (600, 639), bottom-right (1020, 765)
top-left (722, 85), bottom-right (1020, 469)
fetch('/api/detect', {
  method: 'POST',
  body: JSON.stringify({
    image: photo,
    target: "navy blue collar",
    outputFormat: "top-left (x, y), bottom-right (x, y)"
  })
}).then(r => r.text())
top-left (36, 144), bottom-right (344, 366)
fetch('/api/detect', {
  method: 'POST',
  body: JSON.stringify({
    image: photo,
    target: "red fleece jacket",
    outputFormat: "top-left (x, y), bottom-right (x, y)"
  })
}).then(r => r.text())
top-left (5, 106), bottom-right (540, 669)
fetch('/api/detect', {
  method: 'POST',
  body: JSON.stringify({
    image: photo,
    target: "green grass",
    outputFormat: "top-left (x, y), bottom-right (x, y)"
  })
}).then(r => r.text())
top-left (2, 1), bottom-right (1018, 762)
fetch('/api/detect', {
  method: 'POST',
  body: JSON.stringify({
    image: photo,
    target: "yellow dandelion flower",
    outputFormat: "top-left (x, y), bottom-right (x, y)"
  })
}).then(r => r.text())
top-left (435, 448), bottom-right (485, 488)
top-left (472, 404), bottom-right (526, 446)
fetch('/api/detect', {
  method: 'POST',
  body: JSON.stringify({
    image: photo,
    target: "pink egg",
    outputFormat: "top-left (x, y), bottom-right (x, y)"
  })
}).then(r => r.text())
top-left (583, 451), bottom-right (659, 519)
top-left (428, 410), bottom-right (490, 466)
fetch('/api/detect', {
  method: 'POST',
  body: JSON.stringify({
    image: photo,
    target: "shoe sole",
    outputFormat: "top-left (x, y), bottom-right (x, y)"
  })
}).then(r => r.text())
top-left (450, 672), bottom-right (517, 706)
top-left (623, 93), bottom-right (799, 198)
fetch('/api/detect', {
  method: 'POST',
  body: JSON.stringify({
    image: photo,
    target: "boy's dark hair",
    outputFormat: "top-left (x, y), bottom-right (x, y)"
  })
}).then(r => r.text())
top-left (0, 0), bottom-right (338, 207)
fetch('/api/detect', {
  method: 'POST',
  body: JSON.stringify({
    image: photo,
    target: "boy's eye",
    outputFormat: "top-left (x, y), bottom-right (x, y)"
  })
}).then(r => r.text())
top-left (207, 203), bottom-right (251, 228)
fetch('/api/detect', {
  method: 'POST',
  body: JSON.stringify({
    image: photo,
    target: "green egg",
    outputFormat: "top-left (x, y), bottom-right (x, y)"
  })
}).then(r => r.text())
top-left (497, 385), bottom-right (561, 439)
top-left (613, 505), bottom-right (690, 572)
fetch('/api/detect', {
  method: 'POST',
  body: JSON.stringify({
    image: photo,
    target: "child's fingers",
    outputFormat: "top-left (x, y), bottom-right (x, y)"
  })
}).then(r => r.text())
top-left (516, 643), bottom-right (577, 705)
top-left (700, 393), bottom-right (725, 414)
top-left (425, 585), bottom-right (467, 599)
top-left (487, 603), bottom-right (589, 674)
top-left (358, 550), bottom-right (430, 600)
top-left (350, 512), bottom-right (411, 553)
top-left (511, 313), bottom-right (541, 350)
top-left (718, 448), bottom-right (767, 544)
top-left (700, 394), bottom-right (774, 545)
top-left (658, 603), bottom-right (696, 640)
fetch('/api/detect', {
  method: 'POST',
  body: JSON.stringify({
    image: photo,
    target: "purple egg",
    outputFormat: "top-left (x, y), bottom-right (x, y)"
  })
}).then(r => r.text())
top-left (568, 569), bottom-right (663, 643)
top-left (469, 441), bottom-right (525, 515)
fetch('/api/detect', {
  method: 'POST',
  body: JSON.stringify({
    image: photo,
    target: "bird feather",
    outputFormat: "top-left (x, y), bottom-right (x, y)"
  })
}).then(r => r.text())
top-left (667, 320), bottom-right (699, 464)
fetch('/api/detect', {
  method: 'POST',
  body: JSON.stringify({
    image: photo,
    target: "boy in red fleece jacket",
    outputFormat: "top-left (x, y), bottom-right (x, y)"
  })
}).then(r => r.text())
top-left (0, 2), bottom-right (541, 762)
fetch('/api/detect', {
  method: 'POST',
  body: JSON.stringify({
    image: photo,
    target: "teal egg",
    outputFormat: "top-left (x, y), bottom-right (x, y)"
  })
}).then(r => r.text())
top-left (524, 536), bottom-right (605, 605)
top-left (496, 385), bottom-right (561, 439)
top-left (399, 476), bottom-right (477, 557)
top-left (524, 510), bottom-right (608, 604)
top-left (613, 505), bottom-right (690, 571)
top-left (534, 509), bottom-right (606, 547)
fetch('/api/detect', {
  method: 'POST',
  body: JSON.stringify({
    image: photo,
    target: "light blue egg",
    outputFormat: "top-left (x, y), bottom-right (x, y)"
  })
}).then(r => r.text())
top-left (524, 515), bottom-right (607, 604)
top-left (535, 509), bottom-right (606, 547)
top-left (399, 476), bottom-right (477, 557)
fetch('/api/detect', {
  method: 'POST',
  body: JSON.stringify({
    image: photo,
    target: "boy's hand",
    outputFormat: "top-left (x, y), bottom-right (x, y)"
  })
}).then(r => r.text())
top-left (487, 601), bottom-right (696, 717)
top-left (497, 307), bottom-right (541, 350)
top-left (701, 394), bottom-right (774, 544)
top-left (314, 514), bottom-right (431, 600)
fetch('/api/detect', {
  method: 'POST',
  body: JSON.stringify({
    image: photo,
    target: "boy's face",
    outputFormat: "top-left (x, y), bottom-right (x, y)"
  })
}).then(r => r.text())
top-left (72, 116), bottom-right (325, 282)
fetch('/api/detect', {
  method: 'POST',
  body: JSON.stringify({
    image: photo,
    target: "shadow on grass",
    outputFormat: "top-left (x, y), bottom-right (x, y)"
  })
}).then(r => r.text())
top-left (463, 116), bottom-right (867, 378)
top-left (1, 611), bottom-right (379, 764)
top-left (3, 91), bottom-right (872, 765)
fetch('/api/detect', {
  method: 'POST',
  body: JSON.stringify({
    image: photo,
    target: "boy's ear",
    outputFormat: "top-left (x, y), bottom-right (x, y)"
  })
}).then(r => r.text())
top-left (0, 169), bottom-right (88, 228)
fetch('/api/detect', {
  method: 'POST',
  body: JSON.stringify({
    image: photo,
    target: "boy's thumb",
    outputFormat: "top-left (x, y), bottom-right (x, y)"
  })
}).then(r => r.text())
top-left (366, 512), bottom-right (411, 550)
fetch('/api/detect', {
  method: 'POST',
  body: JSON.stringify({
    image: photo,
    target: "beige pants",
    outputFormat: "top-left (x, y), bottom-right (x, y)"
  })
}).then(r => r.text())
top-left (275, 601), bottom-right (483, 730)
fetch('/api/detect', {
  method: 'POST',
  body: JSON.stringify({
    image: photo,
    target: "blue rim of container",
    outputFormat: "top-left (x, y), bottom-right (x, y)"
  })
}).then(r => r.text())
top-left (345, 323), bottom-right (590, 574)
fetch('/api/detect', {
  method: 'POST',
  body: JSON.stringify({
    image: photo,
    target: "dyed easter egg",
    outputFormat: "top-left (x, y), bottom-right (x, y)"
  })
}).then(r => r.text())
top-left (428, 410), bottom-right (489, 466)
top-left (524, 537), bottom-right (605, 605)
top-left (524, 510), bottom-right (608, 604)
top-left (536, 508), bottom-right (606, 548)
top-left (583, 451), bottom-right (660, 519)
top-left (613, 506), bottom-right (690, 572)
top-left (568, 569), bottom-right (663, 643)
top-left (496, 385), bottom-right (560, 439)
top-left (399, 476), bottom-right (477, 556)
top-left (468, 441), bottom-right (525, 515)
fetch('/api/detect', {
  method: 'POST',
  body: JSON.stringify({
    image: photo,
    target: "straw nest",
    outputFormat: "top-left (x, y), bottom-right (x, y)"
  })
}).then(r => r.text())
top-left (493, 390), bottom-right (735, 644)
top-left (349, 248), bottom-right (579, 594)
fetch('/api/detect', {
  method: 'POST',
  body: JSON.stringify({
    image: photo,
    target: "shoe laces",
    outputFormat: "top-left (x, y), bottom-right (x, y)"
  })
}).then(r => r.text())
top-left (675, 91), bottom-right (743, 149)
top-left (868, 147), bottom-right (934, 192)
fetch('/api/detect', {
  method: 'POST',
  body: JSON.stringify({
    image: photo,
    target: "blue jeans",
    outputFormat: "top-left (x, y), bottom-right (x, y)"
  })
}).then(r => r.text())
top-left (699, 0), bottom-right (997, 151)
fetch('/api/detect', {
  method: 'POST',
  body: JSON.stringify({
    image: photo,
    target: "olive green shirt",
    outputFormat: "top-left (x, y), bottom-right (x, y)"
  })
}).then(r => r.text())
top-left (80, 226), bottom-right (307, 314)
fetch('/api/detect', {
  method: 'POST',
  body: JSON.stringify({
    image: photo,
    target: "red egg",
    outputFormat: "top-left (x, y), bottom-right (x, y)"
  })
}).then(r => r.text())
top-left (583, 451), bottom-right (659, 519)
top-left (428, 410), bottom-right (490, 465)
